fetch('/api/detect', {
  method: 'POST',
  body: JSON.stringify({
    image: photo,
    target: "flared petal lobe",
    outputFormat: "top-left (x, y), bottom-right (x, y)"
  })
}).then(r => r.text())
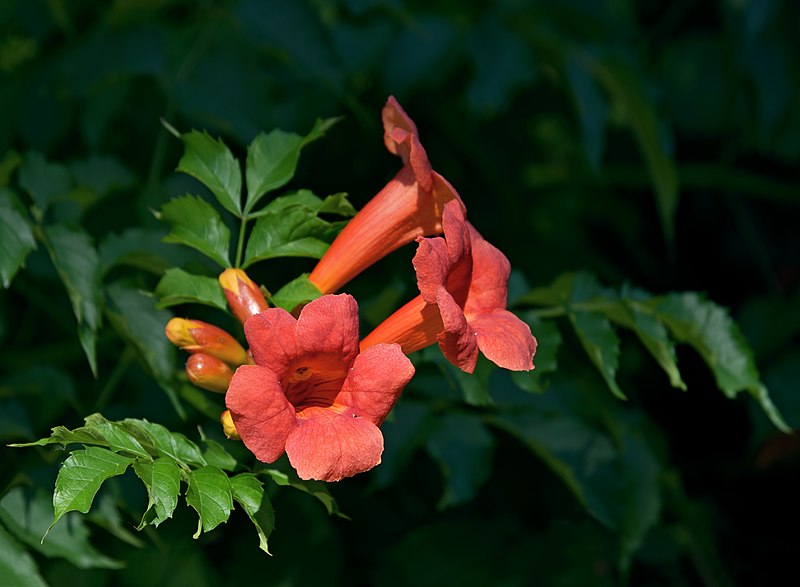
top-left (226, 364), bottom-right (296, 463)
top-left (285, 406), bottom-right (385, 482)
top-left (227, 294), bottom-right (415, 482)
top-left (382, 96), bottom-right (433, 191)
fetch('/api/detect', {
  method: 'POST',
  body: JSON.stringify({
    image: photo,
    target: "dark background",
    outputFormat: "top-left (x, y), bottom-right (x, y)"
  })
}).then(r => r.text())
top-left (1, 0), bottom-right (799, 585)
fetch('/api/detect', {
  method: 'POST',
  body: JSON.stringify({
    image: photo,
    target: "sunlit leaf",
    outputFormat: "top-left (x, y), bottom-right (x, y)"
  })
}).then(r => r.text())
top-left (0, 188), bottom-right (36, 288)
top-left (0, 486), bottom-right (123, 569)
top-left (157, 195), bottom-right (231, 268)
top-left (185, 466), bottom-right (233, 537)
top-left (176, 131), bottom-right (242, 216)
top-left (51, 447), bottom-right (135, 531)
top-left (121, 419), bottom-right (206, 467)
top-left (425, 412), bottom-right (495, 509)
top-left (83, 413), bottom-right (151, 459)
top-left (243, 207), bottom-right (334, 267)
top-left (43, 224), bottom-right (101, 375)
top-left (230, 473), bottom-right (275, 554)
top-left (133, 457), bottom-right (182, 528)
top-left (0, 523), bottom-right (49, 587)
top-left (244, 118), bottom-right (339, 214)
top-left (268, 274), bottom-right (322, 312)
top-left (154, 268), bottom-right (228, 312)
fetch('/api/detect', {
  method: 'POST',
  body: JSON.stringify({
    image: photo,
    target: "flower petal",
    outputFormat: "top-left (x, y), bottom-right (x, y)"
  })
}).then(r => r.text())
top-left (436, 287), bottom-right (479, 373)
top-left (338, 343), bottom-right (415, 425)
top-left (470, 309), bottom-right (537, 371)
top-left (285, 406), bottom-right (384, 482)
top-left (226, 365), bottom-right (296, 463)
top-left (382, 96), bottom-right (433, 192)
top-left (464, 226), bottom-right (511, 317)
top-left (295, 294), bottom-right (360, 363)
top-left (244, 308), bottom-right (299, 377)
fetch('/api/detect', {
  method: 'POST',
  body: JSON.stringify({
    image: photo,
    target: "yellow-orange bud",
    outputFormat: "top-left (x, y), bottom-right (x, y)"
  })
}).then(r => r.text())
top-left (220, 409), bottom-right (240, 440)
top-left (185, 353), bottom-right (234, 393)
top-left (165, 318), bottom-right (248, 366)
top-left (218, 268), bottom-right (269, 324)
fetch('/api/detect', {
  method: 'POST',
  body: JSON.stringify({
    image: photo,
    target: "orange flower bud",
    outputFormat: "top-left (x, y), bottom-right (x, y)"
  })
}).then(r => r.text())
top-left (218, 268), bottom-right (269, 324)
top-left (165, 318), bottom-right (248, 366)
top-left (185, 353), bottom-right (234, 393)
top-left (220, 409), bottom-right (240, 440)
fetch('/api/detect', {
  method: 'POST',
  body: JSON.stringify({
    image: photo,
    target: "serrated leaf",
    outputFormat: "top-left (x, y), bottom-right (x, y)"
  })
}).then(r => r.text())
top-left (651, 292), bottom-right (789, 431)
top-left (0, 487), bottom-right (123, 569)
top-left (83, 414), bottom-right (151, 459)
top-left (244, 118), bottom-right (339, 214)
top-left (425, 413), bottom-right (495, 509)
top-left (230, 473), bottom-right (275, 554)
top-left (18, 151), bottom-right (72, 216)
top-left (185, 466), bottom-right (233, 537)
top-left (0, 188), bottom-right (36, 288)
top-left (570, 311), bottom-right (625, 399)
top-left (154, 268), bottom-right (228, 311)
top-left (269, 274), bottom-right (322, 312)
top-left (133, 458), bottom-right (182, 528)
top-left (10, 425), bottom-right (106, 448)
top-left (51, 447), bottom-right (135, 531)
top-left (604, 287), bottom-right (686, 390)
top-left (0, 523), bottom-right (49, 587)
top-left (202, 439), bottom-right (237, 471)
top-left (158, 195), bottom-right (231, 268)
top-left (176, 131), bottom-right (242, 216)
top-left (121, 419), bottom-right (205, 467)
top-left (242, 207), bottom-right (334, 267)
top-left (43, 224), bottom-right (101, 375)
top-left (260, 468), bottom-right (344, 517)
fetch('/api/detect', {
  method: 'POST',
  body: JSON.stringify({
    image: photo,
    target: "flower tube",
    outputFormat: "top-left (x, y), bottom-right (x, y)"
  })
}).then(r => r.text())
top-left (226, 294), bottom-right (415, 482)
top-left (361, 200), bottom-right (537, 374)
top-left (308, 96), bottom-right (464, 294)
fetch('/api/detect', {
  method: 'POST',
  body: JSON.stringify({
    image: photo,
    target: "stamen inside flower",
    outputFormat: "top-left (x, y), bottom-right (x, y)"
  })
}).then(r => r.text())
top-left (283, 355), bottom-right (347, 411)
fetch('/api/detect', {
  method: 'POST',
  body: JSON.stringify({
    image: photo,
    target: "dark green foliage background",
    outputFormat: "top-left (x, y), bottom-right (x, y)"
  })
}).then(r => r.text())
top-left (1, 0), bottom-right (799, 585)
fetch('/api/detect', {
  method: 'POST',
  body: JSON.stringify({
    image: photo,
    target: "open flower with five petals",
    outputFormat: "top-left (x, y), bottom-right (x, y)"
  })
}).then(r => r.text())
top-left (361, 200), bottom-right (537, 373)
top-left (225, 294), bottom-right (415, 482)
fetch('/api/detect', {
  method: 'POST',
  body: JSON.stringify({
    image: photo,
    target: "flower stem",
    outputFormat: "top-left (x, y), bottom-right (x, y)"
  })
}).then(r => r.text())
top-left (235, 216), bottom-right (248, 268)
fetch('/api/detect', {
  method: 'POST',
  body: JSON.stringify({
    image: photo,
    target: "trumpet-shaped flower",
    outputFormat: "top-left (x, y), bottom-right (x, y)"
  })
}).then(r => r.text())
top-left (361, 200), bottom-right (537, 373)
top-left (308, 96), bottom-right (463, 294)
top-left (226, 294), bottom-right (414, 482)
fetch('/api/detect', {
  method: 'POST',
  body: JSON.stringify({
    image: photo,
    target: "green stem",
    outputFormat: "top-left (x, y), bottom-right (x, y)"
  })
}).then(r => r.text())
top-left (234, 216), bottom-right (248, 268)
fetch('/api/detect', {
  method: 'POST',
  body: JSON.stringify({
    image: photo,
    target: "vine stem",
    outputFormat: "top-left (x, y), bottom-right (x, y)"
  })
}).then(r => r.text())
top-left (234, 216), bottom-right (248, 268)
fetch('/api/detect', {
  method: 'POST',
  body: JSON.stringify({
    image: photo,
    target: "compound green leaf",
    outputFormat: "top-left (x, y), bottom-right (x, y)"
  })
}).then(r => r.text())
top-left (269, 274), bottom-right (322, 312)
top-left (570, 311), bottom-right (625, 399)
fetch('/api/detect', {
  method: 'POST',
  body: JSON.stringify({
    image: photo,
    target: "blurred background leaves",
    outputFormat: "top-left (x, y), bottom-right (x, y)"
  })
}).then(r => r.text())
top-left (1, 0), bottom-right (799, 585)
